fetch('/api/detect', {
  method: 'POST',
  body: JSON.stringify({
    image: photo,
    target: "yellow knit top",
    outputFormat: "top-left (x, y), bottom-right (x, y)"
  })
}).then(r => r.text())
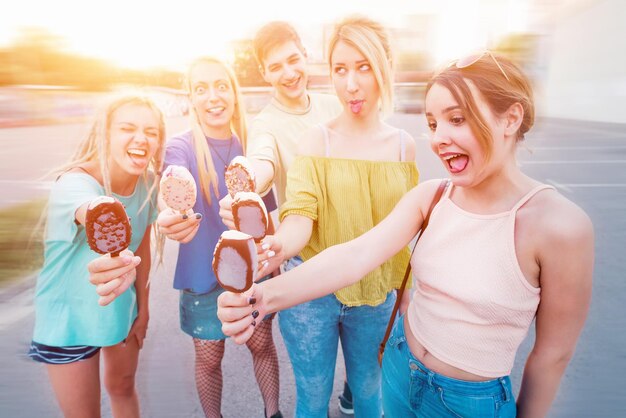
top-left (280, 155), bottom-right (419, 306)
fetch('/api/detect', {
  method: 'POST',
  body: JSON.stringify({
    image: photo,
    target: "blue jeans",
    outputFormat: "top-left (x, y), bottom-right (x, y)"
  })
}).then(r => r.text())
top-left (279, 256), bottom-right (395, 418)
top-left (382, 316), bottom-right (517, 418)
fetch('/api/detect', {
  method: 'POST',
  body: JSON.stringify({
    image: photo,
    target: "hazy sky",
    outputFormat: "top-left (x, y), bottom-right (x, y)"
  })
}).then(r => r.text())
top-left (0, 0), bottom-right (531, 69)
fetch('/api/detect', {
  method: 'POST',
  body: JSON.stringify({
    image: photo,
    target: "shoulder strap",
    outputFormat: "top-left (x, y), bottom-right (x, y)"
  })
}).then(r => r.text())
top-left (378, 178), bottom-right (450, 365)
top-left (398, 129), bottom-right (407, 162)
top-left (318, 124), bottom-right (331, 158)
top-left (511, 184), bottom-right (555, 212)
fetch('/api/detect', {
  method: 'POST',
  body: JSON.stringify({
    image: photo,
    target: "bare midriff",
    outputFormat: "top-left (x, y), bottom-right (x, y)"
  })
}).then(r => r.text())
top-left (402, 315), bottom-right (493, 382)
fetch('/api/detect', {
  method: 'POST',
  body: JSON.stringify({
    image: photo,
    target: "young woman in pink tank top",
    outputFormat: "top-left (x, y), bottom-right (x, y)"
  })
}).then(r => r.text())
top-left (220, 53), bottom-right (592, 417)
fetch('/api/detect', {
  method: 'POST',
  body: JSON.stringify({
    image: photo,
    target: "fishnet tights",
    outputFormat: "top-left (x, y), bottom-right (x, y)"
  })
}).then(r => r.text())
top-left (246, 316), bottom-right (280, 417)
top-left (192, 317), bottom-right (279, 418)
top-left (193, 338), bottom-right (225, 418)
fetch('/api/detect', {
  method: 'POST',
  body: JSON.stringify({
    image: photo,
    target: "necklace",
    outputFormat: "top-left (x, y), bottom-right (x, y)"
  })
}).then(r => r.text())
top-left (207, 136), bottom-right (234, 169)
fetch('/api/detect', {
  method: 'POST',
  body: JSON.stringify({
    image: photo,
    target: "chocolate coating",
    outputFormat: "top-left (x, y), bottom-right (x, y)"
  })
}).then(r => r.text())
top-left (212, 230), bottom-right (257, 293)
top-left (85, 198), bottom-right (132, 256)
top-left (225, 161), bottom-right (256, 198)
top-left (232, 192), bottom-right (268, 242)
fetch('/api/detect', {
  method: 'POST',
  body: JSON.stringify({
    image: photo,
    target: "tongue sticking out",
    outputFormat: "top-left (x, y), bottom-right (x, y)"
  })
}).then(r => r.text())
top-left (449, 155), bottom-right (469, 173)
top-left (128, 153), bottom-right (146, 167)
top-left (350, 100), bottom-right (363, 114)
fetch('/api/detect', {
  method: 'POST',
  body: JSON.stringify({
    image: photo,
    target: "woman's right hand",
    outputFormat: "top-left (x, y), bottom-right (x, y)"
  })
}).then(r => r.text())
top-left (256, 235), bottom-right (284, 278)
top-left (157, 208), bottom-right (202, 243)
top-left (88, 249), bottom-right (141, 306)
top-left (217, 284), bottom-right (265, 345)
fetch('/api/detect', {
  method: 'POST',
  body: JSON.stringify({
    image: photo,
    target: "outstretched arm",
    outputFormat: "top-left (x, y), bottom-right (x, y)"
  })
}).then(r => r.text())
top-left (262, 182), bottom-right (429, 312)
top-left (219, 180), bottom-right (444, 343)
top-left (517, 203), bottom-right (594, 418)
top-left (256, 214), bottom-right (313, 277)
top-left (251, 158), bottom-right (275, 197)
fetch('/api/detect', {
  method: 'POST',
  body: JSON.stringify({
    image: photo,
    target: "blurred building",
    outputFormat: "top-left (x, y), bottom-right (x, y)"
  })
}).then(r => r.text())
top-left (530, 0), bottom-right (625, 123)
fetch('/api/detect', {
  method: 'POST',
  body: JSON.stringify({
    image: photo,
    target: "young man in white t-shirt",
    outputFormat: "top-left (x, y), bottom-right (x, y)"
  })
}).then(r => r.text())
top-left (223, 21), bottom-right (342, 208)
top-left (218, 21), bottom-right (352, 416)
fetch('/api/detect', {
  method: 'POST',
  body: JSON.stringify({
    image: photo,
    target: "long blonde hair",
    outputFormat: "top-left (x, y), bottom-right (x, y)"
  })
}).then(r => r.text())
top-left (54, 93), bottom-right (165, 203)
top-left (327, 16), bottom-right (394, 117)
top-left (46, 93), bottom-right (166, 260)
top-left (185, 57), bottom-right (248, 205)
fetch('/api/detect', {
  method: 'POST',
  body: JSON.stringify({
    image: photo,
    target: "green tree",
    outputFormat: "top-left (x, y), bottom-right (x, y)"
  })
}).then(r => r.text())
top-left (231, 39), bottom-right (267, 87)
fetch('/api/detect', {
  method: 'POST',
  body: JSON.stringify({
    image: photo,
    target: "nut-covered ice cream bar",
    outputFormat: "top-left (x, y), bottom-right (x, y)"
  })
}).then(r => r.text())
top-left (232, 192), bottom-right (268, 242)
top-left (160, 165), bottom-right (197, 213)
top-left (212, 230), bottom-right (258, 293)
top-left (225, 156), bottom-right (256, 197)
top-left (85, 196), bottom-right (132, 257)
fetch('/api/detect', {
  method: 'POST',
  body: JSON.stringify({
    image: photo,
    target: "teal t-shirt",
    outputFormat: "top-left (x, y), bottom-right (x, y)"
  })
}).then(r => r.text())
top-left (33, 172), bottom-right (157, 347)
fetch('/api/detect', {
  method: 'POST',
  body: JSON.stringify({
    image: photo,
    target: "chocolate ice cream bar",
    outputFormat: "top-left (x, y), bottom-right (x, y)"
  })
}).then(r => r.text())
top-left (232, 192), bottom-right (268, 242)
top-left (225, 156), bottom-right (256, 198)
top-left (212, 230), bottom-right (258, 293)
top-left (160, 165), bottom-right (197, 213)
top-left (85, 196), bottom-right (132, 257)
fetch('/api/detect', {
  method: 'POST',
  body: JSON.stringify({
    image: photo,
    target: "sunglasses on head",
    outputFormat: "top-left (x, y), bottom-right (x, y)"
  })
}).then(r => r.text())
top-left (454, 50), bottom-right (510, 82)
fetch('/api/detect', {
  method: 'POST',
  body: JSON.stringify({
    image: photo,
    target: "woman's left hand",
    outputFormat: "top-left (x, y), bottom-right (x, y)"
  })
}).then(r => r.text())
top-left (126, 311), bottom-right (149, 349)
top-left (217, 285), bottom-right (263, 345)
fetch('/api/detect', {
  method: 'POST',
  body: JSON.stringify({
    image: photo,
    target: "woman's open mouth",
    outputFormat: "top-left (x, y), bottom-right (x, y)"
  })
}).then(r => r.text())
top-left (442, 153), bottom-right (469, 173)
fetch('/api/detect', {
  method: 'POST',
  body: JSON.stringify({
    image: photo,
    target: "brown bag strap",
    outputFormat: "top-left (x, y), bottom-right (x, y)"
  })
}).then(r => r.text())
top-left (378, 179), bottom-right (449, 366)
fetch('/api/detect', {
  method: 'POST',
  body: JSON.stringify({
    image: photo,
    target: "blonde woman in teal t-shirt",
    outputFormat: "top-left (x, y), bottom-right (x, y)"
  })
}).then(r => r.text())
top-left (29, 94), bottom-right (164, 418)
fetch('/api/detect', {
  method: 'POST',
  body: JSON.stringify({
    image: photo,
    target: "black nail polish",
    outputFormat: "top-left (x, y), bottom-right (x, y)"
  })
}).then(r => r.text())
top-left (248, 297), bottom-right (257, 305)
top-left (182, 214), bottom-right (188, 220)
top-left (196, 213), bottom-right (203, 220)
top-left (252, 310), bottom-right (259, 319)
top-left (251, 320), bottom-right (257, 327)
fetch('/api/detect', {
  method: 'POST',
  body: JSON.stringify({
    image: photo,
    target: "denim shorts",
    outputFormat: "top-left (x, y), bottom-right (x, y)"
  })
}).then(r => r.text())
top-left (28, 341), bottom-right (101, 364)
top-left (382, 316), bottom-right (517, 417)
top-left (180, 278), bottom-right (274, 341)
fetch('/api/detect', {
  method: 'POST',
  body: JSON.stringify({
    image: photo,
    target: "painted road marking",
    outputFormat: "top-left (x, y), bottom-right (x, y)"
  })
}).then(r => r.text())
top-left (0, 180), bottom-right (53, 188)
top-left (521, 160), bottom-right (626, 164)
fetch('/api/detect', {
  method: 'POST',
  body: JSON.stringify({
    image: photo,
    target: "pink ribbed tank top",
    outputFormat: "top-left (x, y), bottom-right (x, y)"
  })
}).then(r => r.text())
top-left (407, 184), bottom-right (552, 377)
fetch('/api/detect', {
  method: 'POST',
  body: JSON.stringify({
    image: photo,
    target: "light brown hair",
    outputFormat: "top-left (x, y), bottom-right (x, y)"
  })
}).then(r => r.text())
top-left (253, 21), bottom-right (305, 68)
top-left (426, 53), bottom-right (534, 160)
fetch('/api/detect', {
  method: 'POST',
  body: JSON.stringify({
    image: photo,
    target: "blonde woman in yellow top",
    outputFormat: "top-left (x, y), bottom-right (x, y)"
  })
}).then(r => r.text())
top-left (257, 16), bottom-right (418, 418)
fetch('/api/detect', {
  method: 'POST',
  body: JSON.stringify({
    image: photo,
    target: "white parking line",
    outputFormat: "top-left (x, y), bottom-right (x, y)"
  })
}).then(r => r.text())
top-left (536, 123), bottom-right (626, 137)
top-left (0, 180), bottom-right (53, 188)
top-left (546, 179), bottom-right (573, 193)
top-left (521, 160), bottom-right (626, 164)
top-left (529, 146), bottom-right (626, 151)
top-left (556, 183), bottom-right (626, 188)
top-left (546, 179), bottom-right (626, 190)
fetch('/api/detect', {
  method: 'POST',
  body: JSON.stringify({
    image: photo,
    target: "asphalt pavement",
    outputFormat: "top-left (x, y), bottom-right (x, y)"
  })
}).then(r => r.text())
top-left (1, 114), bottom-right (625, 417)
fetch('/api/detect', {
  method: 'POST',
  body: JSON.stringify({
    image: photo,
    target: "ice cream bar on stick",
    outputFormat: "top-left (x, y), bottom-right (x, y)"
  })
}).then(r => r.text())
top-left (232, 192), bottom-right (268, 242)
top-left (160, 165), bottom-right (197, 214)
top-left (85, 196), bottom-right (132, 257)
top-left (212, 230), bottom-right (258, 293)
top-left (225, 156), bottom-right (256, 198)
